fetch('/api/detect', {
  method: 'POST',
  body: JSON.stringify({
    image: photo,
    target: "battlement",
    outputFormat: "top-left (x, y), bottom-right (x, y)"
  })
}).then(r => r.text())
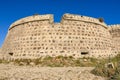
top-left (9, 14), bottom-right (54, 30)
top-left (62, 13), bottom-right (107, 28)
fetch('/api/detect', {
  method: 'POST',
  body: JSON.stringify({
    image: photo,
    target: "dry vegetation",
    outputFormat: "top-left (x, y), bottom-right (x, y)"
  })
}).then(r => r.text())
top-left (91, 53), bottom-right (120, 80)
top-left (0, 56), bottom-right (98, 67)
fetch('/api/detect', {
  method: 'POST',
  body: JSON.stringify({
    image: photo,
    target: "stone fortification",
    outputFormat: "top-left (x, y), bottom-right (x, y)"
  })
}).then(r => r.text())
top-left (109, 25), bottom-right (120, 53)
top-left (0, 13), bottom-right (119, 60)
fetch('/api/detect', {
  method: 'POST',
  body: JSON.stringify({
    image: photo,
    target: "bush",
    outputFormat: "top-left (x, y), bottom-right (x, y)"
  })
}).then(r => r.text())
top-left (98, 17), bottom-right (104, 22)
top-left (91, 54), bottom-right (120, 79)
top-left (109, 62), bottom-right (120, 80)
top-left (91, 63), bottom-right (115, 77)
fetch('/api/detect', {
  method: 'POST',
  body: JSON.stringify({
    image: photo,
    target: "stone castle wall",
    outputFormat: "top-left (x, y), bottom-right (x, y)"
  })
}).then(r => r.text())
top-left (109, 25), bottom-right (120, 53)
top-left (61, 14), bottom-right (113, 58)
top-left (0, 13), bottom-right (119, 60)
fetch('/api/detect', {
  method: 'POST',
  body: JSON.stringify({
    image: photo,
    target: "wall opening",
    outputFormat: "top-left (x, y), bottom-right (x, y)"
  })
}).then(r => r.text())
top-left (81, 52), bottom-right (89, 55)
top-left (9, 52), bottom-right (13, 56)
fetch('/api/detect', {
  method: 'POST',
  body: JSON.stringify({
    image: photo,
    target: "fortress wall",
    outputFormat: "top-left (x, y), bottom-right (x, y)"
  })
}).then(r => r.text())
top-left (61, 14), bottom-right (113, 58)
top-left (1, 14), bottom-right (116, 60)
top-left (2, 15), bottom-right (54, 59)
top-left (109, 25), bottom-right (120, 53)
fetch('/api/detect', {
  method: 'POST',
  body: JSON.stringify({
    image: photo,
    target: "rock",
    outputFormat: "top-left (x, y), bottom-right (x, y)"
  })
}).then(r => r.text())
top-left (83, 59), bottom-right (87, 62)
top-left (105, 62), bottom-right (114, 69)
top-left (29, 62), bottom-right (35, 66)
top-left (19, 62), bottom-right (26, 66)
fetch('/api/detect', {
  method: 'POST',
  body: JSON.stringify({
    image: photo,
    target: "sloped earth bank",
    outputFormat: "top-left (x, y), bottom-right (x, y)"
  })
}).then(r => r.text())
top-left (0, 64), bottom-right (106, 80)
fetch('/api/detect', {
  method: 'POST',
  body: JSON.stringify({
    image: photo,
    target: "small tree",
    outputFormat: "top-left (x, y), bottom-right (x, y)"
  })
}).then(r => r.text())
top-left (98, 17), bottom-right (104, 23)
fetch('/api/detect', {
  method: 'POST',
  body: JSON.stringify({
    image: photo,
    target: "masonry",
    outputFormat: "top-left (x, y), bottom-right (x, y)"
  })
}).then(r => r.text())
top-left (0, 13), bottom-right (119, 60)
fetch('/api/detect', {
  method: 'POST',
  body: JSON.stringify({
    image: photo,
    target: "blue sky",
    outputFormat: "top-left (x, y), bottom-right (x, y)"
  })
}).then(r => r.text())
top-left (0, 0), bottom-right (120, 47)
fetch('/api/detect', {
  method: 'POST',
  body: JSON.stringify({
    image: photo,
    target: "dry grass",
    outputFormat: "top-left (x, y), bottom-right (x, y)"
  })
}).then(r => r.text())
top-left (0, 56), bottom-right (99, 67)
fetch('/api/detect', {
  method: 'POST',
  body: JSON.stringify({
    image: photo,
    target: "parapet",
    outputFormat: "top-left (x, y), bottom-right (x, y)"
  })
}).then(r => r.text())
top-left (108, 24), bottom-right (120, 30)
top-left (9, 14), bottom-right (54, 30)
top-left (62, 13), bottom-right (107, 28)
top-left (9, 13), bottom-right (108, 30)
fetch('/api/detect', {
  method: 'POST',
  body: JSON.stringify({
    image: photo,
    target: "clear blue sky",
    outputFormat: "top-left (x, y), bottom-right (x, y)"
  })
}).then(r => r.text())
top-left (0, 0), bottom-right (120, 47)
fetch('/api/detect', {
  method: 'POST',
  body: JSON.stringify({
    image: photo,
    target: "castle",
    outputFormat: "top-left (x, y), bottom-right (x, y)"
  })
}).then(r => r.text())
top-left (0, 13), bottom-right (120, 60)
